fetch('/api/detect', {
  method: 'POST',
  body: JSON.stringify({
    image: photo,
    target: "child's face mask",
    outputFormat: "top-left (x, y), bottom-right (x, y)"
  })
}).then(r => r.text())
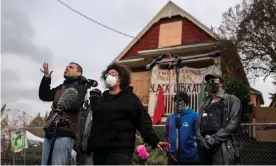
top-left (174, 100), bottom-right (186, 112)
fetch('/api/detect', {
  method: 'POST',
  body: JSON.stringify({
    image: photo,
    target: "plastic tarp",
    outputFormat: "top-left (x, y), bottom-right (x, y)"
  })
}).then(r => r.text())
top-left (26, 130), bottom-right (44, 143)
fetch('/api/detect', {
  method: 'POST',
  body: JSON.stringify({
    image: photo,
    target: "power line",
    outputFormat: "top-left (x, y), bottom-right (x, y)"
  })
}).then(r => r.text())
top-left (56, 0), bottom-right (136, 39)
top-left (56, 0), bottom-right (169, 50)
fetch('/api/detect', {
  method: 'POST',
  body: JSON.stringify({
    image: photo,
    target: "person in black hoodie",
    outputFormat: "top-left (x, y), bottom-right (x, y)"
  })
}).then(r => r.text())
top-left (39, 62), bottom-right (87, 165)
top-left (87, 62), bottom-right (169, 165)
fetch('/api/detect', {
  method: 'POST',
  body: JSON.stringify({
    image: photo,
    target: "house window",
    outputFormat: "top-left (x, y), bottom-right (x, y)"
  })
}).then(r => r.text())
top-left (158, 21), bottom-right (182, 48)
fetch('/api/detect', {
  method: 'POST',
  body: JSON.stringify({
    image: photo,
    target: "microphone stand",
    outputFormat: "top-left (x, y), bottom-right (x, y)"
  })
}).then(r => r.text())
top-left (146, 51), bottom-right (221, 164)
top-left (46, 112), bottom-right (69, 165)
top-left (172, 56), bottom-right (182, 165)
top-left (146, 55), bottom-right (182, 164)
top-left (47, 119), bottom-right (60, 165)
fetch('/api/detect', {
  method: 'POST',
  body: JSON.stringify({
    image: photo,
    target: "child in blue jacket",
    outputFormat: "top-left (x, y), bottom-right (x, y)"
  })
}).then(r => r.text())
top-left (166, 91), bottom-right (199, 165)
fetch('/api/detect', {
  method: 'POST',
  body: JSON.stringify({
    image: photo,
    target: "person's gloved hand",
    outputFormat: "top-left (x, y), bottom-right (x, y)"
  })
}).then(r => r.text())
top-left (202, 141), bottom-right (212, 152)
top-left (206, 135), bottom-right (219, 148)
top-left (198, 137), bottom-right (212, 152)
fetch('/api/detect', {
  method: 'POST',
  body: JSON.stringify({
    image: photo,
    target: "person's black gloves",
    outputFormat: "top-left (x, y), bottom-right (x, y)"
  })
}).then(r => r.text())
top-left (206, 135), bottom-right (219, 148)
top-left (202, 141), bottom-right (212, 152)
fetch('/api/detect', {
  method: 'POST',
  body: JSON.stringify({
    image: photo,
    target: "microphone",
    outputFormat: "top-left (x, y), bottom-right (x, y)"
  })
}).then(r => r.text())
top-left (43, 88), bottom-right (79, 132)
top-left (146, 54), bottom-right (166, 70)
top-left (89, 88), bottom-right (102, 109)
top-left (80, 76), bottom-right (98, 88)
top-left (87, 79), bottom-right (98, 87)
top-left (56, 88), bottom-right (79, 112)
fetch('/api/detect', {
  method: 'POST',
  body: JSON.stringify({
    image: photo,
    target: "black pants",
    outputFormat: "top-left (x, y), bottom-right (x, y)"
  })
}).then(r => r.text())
top-left (167, 156), bottom-right (199, 165)
top-left (199, 146), bottom-right (224, 165)
top-left (93, 152), bottom-right (132, 165)
top-left (76, 152), bottom-right (93, 165)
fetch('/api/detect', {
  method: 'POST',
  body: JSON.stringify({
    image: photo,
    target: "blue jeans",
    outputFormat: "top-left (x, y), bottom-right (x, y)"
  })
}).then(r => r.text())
top-left (41, 137), bottom-right (75, 165)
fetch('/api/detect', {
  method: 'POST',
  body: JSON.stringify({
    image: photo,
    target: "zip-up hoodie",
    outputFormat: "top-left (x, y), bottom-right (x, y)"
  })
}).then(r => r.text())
top-left (87, 86), bottom-right (160, 156)
top-left (166, 108), bottom-right (199, 162)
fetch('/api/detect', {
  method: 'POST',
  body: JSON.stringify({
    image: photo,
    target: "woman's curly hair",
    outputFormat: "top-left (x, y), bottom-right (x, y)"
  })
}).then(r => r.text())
top-left (101, 62), bottom-right (131, 89)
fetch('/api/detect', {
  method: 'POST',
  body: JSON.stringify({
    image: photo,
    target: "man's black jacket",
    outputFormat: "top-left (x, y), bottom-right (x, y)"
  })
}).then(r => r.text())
top-left (39, 76), bottom-right (87, 139)
top-left (196, 90), bottom-right (242, 165)
top-left (87, 86), bottom-right (160, 156)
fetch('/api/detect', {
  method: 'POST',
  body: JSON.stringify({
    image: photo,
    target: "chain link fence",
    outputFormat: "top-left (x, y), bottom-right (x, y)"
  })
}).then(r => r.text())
top-left (133, 123), bottom-right (276, 165)
top-left (2, 124), bottom-right (276, 165)
top-left (1, 147), bottom-right (42, 165)
top-left (237, 123), bottom-right (276, 165)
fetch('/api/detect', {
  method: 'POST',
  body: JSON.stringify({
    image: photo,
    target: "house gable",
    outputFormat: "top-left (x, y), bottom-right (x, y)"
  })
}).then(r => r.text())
top-left (114, 1), bottom-right (218, 61)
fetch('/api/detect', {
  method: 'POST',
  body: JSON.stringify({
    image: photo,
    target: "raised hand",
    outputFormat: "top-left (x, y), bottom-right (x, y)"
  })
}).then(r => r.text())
top-left (40, 62), bottom-right (53, 78)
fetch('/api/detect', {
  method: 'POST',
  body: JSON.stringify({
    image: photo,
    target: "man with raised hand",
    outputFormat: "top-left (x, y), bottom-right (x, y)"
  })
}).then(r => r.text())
top-left (39, 62), bottom-right (87, 165)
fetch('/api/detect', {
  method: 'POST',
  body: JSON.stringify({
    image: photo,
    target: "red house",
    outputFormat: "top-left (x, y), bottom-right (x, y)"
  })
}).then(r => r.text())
top-left (113, 1), bottom-right (258, 122)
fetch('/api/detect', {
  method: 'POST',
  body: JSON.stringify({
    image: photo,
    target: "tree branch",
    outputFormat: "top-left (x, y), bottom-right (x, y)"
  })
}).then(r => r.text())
top-left (218, 0), bottom-right (276, 79)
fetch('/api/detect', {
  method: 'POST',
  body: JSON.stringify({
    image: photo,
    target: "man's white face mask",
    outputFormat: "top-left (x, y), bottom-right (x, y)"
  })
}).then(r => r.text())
top-left (105, 75), bottom-right (117, 88)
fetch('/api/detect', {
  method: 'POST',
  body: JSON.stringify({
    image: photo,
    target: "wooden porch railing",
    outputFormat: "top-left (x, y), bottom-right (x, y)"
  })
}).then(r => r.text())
top-left (158, 93), bottom-right (200, 115)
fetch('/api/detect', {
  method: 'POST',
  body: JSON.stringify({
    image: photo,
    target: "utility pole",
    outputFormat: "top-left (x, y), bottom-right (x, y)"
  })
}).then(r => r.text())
top-left (22, 111), bottom-right (27, 165)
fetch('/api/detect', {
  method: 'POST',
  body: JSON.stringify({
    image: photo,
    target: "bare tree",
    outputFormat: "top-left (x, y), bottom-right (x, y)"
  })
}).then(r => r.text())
top-left (1, 110), bottom-right (19, 163)
top-left (269, 81), bottom-right (276, 102)
top-left (1, 104), bottom-right (7, 114)
top-left (218, 0), bottom-right (276, 80)
top-left (29, 113), bottom-right (44, 127)
top-left (1, 108), bottom-right (30, 164)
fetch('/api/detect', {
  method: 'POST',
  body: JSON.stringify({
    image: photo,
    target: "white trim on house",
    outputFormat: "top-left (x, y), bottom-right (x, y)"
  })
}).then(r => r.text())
top-left (119, 54), bottom-right (216, 65)
top-left (117, 58), bottom-right (145, 63)
top-left (138, 42), bottom-right (217, 55)
top-left (117, 51), bottom-right (220, 72)
top-left (113, 1), bottom-right (219, 62)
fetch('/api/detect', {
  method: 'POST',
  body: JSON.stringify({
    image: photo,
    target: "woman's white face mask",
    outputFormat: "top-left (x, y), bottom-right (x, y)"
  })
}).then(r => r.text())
top-left (105, 75), bottom-right (117, 88)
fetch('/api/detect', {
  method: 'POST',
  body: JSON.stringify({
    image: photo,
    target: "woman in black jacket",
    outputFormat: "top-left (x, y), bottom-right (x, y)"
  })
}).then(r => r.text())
top-left (87, 62), bottom-right (169, 165)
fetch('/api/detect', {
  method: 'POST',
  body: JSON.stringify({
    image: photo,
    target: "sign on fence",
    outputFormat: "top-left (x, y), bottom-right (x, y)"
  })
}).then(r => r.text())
top-left (11, 129), bottom-right (28, 152)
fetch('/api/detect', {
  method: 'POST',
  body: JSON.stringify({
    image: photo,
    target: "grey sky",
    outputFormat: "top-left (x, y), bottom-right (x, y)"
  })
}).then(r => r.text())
top-left (1, 0), bottom-right (274, 117)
